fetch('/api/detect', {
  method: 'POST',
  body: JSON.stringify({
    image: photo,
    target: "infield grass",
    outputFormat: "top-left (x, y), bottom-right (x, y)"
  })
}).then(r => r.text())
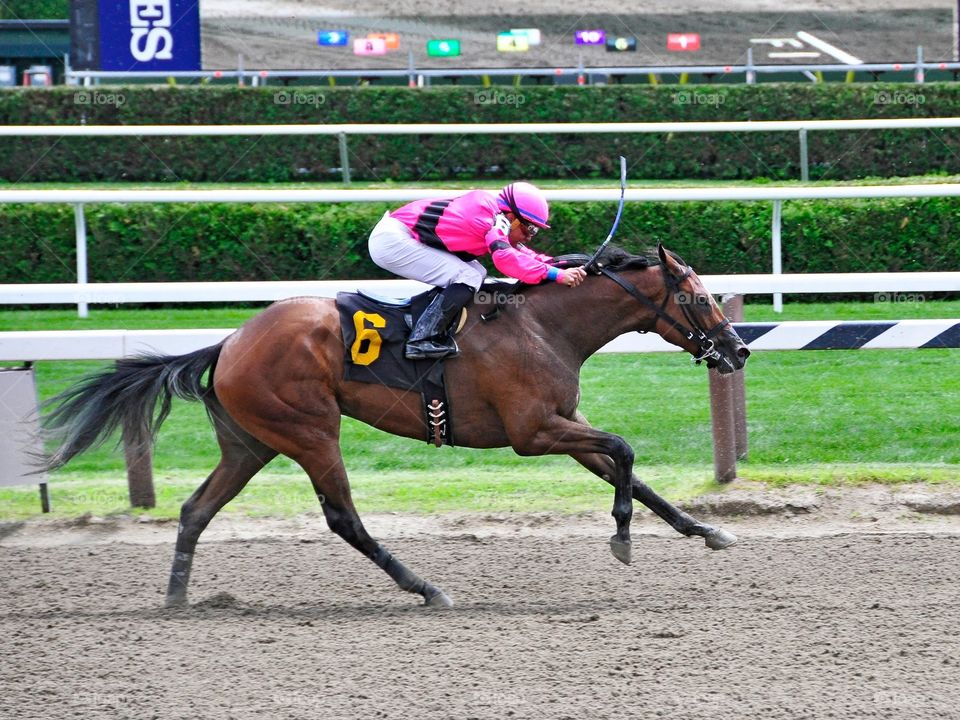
top-left (0, 301), bottom-right (957, 519)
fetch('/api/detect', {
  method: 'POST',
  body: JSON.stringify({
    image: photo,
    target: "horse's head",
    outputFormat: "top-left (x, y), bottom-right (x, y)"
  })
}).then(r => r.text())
top-left (649, 243), bottom-right (750, 374)
top-left (584, 244), bottom-right (749, 374)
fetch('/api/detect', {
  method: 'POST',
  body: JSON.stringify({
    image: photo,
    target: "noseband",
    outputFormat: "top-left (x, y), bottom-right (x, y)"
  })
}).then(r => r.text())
top-left (596, 264), bottom-right (730, 367)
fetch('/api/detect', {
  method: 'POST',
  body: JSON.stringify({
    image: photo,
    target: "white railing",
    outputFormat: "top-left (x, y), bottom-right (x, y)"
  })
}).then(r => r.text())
top-left (2, 183), bottom-right (960, 316)
top-left (1, 274), bottom-right (957, 306)
top-left (4, 117), bottom-right (960, 183)
top-left (2, 320), bottom-right (957, 362)
top-left (3, 119), bottom-right (960, 312)
top-left (5, 183), bottom-right (960, 204)
top-left (6, 118), bottom-right (960, 136)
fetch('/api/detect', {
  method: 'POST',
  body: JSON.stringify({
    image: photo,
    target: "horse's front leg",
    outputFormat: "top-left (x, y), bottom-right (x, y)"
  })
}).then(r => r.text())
top-left (513, 415), bottom-right (635, 565)
top-left (573, 451), bottom-right (738, 550)
top-left (570, 413), bottom-right (737, 551)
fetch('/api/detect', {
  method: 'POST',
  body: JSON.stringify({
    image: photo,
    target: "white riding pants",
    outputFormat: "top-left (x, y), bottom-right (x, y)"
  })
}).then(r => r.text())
top-left (368, 212), bottom-right (487, 290)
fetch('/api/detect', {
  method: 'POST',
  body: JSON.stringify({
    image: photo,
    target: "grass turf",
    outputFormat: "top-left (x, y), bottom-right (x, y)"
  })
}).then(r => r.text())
top-left (0, 302), bottom-right (957, 519)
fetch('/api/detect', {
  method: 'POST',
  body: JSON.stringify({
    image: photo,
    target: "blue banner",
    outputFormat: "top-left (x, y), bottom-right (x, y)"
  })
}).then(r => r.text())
top-left (318, 30), bottom-right (349, 47)
top-left (97, 0), bottom-right (201, 71)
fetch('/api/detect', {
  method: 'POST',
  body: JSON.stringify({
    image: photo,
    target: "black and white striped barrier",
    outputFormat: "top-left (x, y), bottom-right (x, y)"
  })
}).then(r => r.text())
top-left (0, 320), bottom-right (958, 362)
top-left (735, 320), bottom-right (960, 350)
top-left (599, 320), bottom-right (960, 353)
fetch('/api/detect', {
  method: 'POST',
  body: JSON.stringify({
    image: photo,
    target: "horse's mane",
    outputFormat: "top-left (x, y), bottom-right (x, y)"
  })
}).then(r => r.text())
top-left (479, 245), bottom-right (685, 298)
top-left (594, 245), bottom-right (659, 271)
top-left (595, 245), bottom-right (688, 271)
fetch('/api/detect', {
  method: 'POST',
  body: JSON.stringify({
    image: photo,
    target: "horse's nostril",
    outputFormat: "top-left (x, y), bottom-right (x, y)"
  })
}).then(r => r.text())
top-left (738, 346), bottom-right (751, 359)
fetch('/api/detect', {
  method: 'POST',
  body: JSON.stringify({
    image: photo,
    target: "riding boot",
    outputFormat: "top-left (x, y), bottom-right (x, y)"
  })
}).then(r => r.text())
top-left (405, 283), bottom-right (474, 360)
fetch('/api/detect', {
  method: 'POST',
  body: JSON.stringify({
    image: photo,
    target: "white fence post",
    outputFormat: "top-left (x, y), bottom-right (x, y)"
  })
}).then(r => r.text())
top-left (798, 128), bottom-right (810, 182)
top-left (772, 200), bottom-right (783, 313)
top-left (74, 203), bottom-right (89, 318)
top-left (338, 132), bottom-right (352, 184)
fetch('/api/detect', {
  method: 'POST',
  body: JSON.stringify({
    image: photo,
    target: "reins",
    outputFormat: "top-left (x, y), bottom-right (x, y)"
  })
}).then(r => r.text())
top-left (480, 251), bottom-right (730, 367)
top-left (596, 263), bottom-right (729, 367)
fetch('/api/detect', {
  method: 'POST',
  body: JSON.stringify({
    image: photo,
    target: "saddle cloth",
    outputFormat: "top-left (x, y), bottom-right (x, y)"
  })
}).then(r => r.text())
top-left (335, 289), bottom-right (454, 446)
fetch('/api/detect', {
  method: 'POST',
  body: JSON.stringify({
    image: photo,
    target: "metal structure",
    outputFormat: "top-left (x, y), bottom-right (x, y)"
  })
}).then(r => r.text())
top-left (62, 46), bottom-right (960, 87)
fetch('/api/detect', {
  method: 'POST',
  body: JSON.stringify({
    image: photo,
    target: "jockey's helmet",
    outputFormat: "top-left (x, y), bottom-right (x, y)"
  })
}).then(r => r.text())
top-left (497, 182), bottom-right (551, 229)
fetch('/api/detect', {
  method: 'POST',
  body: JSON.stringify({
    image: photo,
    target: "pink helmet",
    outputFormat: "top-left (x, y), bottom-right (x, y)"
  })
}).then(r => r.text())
top-left (497, 182), bottom-right (551, 229)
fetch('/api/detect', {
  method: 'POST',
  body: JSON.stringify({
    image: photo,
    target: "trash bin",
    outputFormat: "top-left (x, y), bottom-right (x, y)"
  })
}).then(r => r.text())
top-left (0, 65), bottom-right (15, 87)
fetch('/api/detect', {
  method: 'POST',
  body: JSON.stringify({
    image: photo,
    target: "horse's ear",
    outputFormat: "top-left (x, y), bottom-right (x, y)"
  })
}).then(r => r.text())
top-left (657, 242), bottom-right (683, 274)
top-left (656, 242), bottom-right (667, 266)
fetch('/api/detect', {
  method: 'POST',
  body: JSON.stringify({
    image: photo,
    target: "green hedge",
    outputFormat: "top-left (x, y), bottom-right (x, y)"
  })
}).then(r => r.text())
top-left (0, 0), bottom-right (67, 19)
top-left (1, 84), bottom-right (959, 182)
top-left (2, 198), bottom-right (957, 284)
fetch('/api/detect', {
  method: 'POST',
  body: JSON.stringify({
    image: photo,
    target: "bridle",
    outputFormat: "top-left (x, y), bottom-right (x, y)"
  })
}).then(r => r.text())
top-left (577, 155), bottom-right (732, 369)
top-left (596, 263), bottom-right (731, 368)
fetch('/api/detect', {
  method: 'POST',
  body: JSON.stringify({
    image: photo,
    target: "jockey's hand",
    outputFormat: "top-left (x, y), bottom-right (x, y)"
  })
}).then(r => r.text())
top-left (559, 266), bottom-right (587, 287)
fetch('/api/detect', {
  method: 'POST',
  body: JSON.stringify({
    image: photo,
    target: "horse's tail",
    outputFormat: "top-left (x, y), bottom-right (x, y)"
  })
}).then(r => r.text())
top-left (41, 343), bottom-right (224, 472)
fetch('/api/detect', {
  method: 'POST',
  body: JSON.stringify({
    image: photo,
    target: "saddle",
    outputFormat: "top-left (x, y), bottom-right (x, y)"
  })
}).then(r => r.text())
top-left (336, 288), bottom-right (461, 447)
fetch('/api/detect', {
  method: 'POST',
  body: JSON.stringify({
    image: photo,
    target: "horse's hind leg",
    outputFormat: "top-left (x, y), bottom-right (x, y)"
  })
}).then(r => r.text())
top-left (569, 413), bottom-right (737, 550)
top-left (298, 443), bottom-right (453, 608)
top-left (165, 404), bottom-right (277, 608)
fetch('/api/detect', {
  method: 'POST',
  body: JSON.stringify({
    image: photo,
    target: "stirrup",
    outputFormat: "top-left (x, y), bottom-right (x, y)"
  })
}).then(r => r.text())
top-left (404, 337), bottom-right (460, 360)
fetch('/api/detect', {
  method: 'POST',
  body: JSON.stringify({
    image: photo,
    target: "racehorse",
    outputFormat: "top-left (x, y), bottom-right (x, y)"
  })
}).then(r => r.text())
top-left (42, 244), bottom-right (750, 608)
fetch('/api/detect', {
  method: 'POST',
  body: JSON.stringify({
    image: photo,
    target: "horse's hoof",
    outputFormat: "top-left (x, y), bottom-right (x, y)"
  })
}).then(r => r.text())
top-left (705, 527), bottom-right (738, 550)
top-left (164, 595), bottom-right (188, 609)
top-left (424, 590), bottom-right (454, 608)
top-left (609, 537), bottom-right (632, 565)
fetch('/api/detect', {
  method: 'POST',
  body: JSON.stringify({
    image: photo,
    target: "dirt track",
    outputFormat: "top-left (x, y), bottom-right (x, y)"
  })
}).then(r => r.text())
top-left (2, 496), bottom-right (960, 720)
top-left (200, 1), bottom-right (956, 70)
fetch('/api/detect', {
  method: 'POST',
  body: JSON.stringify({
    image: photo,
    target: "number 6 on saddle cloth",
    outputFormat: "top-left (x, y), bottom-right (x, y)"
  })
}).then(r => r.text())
top-left (336, 288), bottom-right (468, 447)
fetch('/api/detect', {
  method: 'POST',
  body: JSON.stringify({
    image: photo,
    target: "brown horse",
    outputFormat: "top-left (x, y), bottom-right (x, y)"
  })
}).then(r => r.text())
top-left (43, 244), bottom-right (749, 608)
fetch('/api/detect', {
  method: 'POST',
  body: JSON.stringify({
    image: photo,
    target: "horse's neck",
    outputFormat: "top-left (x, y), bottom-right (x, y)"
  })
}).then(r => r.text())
top-left (522, 274), bottom-right (655, 362)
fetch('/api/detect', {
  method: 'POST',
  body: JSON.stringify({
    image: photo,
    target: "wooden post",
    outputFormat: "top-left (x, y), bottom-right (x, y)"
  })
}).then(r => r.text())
top-left (123, 431), bottom-right (156, 509)
top-left (708, 368), bottom-right (738, 484)
top-left (722, 294), bottom-right (748, 460)
top-left (709, 293), bottom-right (748, 483)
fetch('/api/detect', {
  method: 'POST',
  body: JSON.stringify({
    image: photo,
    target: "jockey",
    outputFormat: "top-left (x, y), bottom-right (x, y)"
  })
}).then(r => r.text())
top-left (369, 182), bottom-right (587, 360)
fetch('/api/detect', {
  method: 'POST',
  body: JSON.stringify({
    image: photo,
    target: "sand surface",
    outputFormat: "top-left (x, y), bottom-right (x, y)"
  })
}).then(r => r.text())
top-left (198, 1), bottom-right (957, 69)
top-left (3, 484), bottom-right (959, 719)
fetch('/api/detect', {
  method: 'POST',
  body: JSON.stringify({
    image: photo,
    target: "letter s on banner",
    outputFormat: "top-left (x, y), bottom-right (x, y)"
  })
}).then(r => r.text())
top-left (130, 27), bottom-right (173, 61)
